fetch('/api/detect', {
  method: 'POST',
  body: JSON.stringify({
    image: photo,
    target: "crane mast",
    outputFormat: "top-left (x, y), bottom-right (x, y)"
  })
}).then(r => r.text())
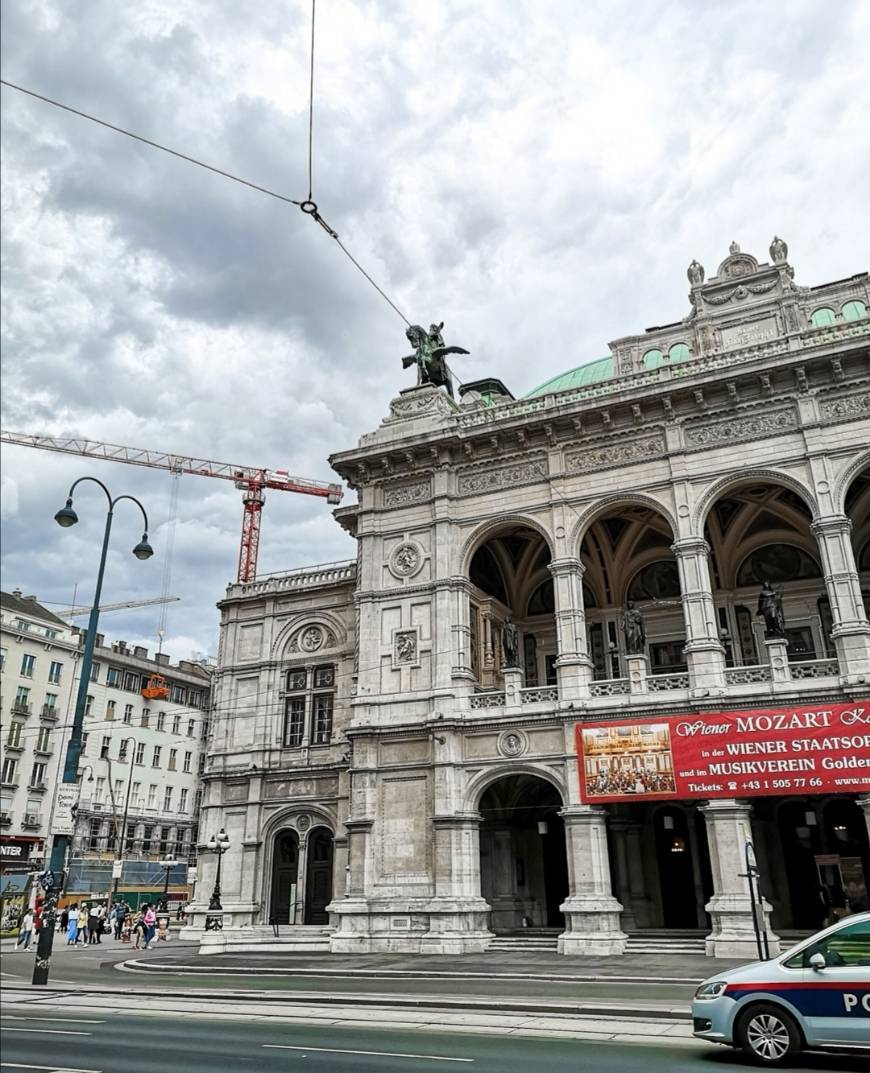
top-left (1, 430), bottom-right (343, 582)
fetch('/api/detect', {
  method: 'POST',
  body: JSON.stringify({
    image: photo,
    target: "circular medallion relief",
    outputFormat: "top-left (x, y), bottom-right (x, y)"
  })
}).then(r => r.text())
top-left (498, 729), bottom-right (528, 758)
top-left (389, 541), bottom-right (424, 579)
top-left (296, 815), bottom-right (310, 832)
top-left (300, 626), bottom-right (324, 651)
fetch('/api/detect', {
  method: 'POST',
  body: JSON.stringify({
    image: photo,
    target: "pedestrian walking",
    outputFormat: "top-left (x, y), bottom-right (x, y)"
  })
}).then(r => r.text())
top-left (131, 910), bottom-right (145, 949)
top-left (95, 903), bottom-right (106, 943)
top-left (59, 906), bottom-right (69, 934)
top-left (76, 904), bottom-right (88, 944)
top-left (88, 904), bottom-right (100, 944)
top-left (142, 903), bottom-right (157, 949)
top-left (114, 902), bottom-right (127, 939)
top-left (66, 903), bottom-right (79, 945)
top-left (16, 909), bottom-right (34, 951)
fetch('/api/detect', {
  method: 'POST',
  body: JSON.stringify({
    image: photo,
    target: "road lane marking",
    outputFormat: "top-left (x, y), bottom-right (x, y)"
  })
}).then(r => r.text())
top-left (0, 1064), bottom-right (102, 1072)
top-left (263, 1044), bottom-right (472, 1062)
top-left (2, 1018), bottom-right (105, 1025)
top-left (0, 1028), bottom-right (93, 1036)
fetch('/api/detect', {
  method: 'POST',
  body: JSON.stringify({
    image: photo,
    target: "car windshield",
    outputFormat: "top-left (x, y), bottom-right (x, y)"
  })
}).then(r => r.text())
top-left (784, 918), bottom-right (870, 968)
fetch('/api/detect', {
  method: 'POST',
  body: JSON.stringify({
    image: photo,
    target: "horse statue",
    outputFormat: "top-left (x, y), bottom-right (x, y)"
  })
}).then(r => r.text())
top-left (401, 321), bottom-right (469, 398)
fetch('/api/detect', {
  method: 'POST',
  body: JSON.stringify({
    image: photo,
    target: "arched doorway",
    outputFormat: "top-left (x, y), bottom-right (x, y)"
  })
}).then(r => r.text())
top-left (478, 773), bottom-right (568, 930)
top-left (269, 829), bottom-right (299, 925)
top-left (651, 806), bottom-right (712, 928)
top-left (304, 826), bottom-right (334, 925)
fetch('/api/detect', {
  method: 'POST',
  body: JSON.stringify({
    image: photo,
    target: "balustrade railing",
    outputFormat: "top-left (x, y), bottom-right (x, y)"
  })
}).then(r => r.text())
top-left (469, 691), bottom-right (506, 710)
top-left (590, 678), bottom-right (630, 697)
top-left (790, 658), bottom-right (839, 679)
top-left (520, 686), bottom-right (559, 704)
top-left (725, 665), bottom-right (772, 685)
top-left (647, 672), bottom-right (690, 692)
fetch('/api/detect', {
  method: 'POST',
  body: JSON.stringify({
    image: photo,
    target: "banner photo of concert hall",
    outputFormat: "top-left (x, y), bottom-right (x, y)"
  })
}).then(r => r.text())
top-left (577, 701), bottom-right (870, 804)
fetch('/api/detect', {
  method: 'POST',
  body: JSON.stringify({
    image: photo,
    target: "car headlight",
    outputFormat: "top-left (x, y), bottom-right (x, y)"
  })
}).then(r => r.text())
top-left (694, 980), bottom-right (728, 1000)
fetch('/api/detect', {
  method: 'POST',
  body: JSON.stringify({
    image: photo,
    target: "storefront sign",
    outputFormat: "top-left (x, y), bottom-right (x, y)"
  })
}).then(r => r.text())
top-left (0, 838), bottom-right (42, 863)
top-left (577, 700), bottom-right (870, 803)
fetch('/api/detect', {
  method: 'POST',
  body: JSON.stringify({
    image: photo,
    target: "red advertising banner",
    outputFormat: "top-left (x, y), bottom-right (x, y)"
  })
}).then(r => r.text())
top-left (576, 700), bottom-right (870, 804)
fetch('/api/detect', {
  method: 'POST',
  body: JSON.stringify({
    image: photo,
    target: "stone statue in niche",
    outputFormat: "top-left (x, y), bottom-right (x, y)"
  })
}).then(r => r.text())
top-left (757, 579), bottom-right (786, 638)
top-left (769, 235), bottom-right (789, 264)
top-left (622, 602), bottom-right (646, 655)
top-left (401, 321), bottom-right (469, 398)
top-left (687, 259), bottom-right (705, 286)
top-left (500, 616), bottom-right (519, 668)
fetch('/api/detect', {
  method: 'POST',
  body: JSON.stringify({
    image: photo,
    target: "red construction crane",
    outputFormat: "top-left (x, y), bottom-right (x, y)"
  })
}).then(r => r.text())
top-left (0, 430), bottom-right (343, 583)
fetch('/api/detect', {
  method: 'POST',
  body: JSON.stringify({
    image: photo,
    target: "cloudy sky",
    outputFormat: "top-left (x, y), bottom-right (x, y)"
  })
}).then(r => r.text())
top-left (2, 0), bottom-right (868, 660)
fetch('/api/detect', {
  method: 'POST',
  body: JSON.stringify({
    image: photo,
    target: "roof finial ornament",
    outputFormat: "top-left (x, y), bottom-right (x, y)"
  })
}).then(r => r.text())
top-left (769, 235), bottom-right (788, 264)
top-left (687, 259), bottom-right (705, 286)
top-left (729, 240), bottom-right (741, 255)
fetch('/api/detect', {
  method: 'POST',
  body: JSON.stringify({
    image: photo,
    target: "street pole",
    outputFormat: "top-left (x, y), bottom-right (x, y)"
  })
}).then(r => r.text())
top-left (205, 829), bottom-right (230, 931)
top-left (112, 740), bottom-right (138, 900)
top-left (33, 479), bottom-right (152, 987)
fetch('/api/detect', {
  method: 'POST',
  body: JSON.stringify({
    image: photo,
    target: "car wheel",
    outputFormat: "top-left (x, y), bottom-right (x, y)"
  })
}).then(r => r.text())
top-left (735, 1003), bottom-right (801, 1066)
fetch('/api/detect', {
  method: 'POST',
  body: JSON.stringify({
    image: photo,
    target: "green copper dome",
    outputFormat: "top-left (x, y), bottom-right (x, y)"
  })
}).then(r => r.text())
top-left (525, 355), bottom-right (614, 398)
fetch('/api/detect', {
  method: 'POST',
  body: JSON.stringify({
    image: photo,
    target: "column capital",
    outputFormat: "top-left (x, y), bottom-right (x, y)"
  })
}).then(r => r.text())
top-left (698, 797), bottom-right (753, 816)
top-left (548, 557), bottom-right (585, 577)
top-left (558, 804), bottom-right (607, 822)
top-left (670, 536), bottom-right (711, 557)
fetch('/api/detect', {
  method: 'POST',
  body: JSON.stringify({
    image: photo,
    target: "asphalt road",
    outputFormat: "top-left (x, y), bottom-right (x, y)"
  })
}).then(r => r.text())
top-left (1, 1006), bottom-right (866, 1073)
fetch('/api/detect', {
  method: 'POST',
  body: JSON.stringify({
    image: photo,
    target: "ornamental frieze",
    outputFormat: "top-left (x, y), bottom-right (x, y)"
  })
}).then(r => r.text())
top-left (683, 406), bottom-right (796, 449)
top-left (456, 456), bottom-right (548, 495)
top-left (565, 433), bottom-right (665, 474)
top-left (818, 393), bottom-right (870, 423)
top-left (383, 480), bottom-right (431, 507)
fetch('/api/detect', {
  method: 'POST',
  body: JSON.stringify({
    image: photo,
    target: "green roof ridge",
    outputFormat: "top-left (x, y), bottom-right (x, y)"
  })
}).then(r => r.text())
top-left (524, 355), bottom-right (613, 398)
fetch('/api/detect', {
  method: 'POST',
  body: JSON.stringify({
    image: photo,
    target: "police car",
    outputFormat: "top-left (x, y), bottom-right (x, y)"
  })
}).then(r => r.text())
top-left (693, 911), bottom-right (870, 1065)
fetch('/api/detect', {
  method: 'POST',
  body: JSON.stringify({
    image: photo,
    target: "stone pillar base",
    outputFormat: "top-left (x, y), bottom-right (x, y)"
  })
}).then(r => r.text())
top-left (705, 894), bottom-right (780, 959)
top-left (558, 894), bottom-right (627, 955)
top-left (327, 897), bottom-right (494, 955)
top-left (685, 641), bottom-right (727, 696)
top-left (833, 626), bottom-right (870, 683)
top-left (764, 637), bottom-right (791, 685)
top-left (627, 654), bottom-right (647, 695)
top-left (555, 656), bottom-right (593, 703)
top-left (502, 667), bottom-right (524, 711)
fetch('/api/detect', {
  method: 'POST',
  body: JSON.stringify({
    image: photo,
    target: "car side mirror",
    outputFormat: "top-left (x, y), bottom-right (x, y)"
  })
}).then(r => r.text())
top-left (809, 951), bottom-right (826, 970)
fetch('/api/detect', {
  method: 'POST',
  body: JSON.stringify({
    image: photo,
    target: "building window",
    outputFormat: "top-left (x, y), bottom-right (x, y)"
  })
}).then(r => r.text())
top-left (100, 736), bottom-right (111, 759)
top-left (141, 708), bottom-right (150, 728)
top-left (810, 307), bottom-right (836, 327)
top-left (163, 787), bottom-right (173, 811)
top-left (193, 789), bottom-right (202, 814)
top-left (90, 662), bottom-right (101, 682)
top-left (125, 823), bottom-right (136, 853)
top-left (842, 299), bottom-right (868, 321)
top-left (13, 686), bottom-right (30, 712)
top-left (131, 781), bottom-right (141, 808)
top-left (35, 727), bottom-right (51, 753)
top-left (44, 692), bottom-right (58, 712)
top-left (80, 732), bottom-right (88, 755)
top-left (0, 646), bottom-right (6, 669)
top-left (179, 788), bottom-right (189, 813)
top-left (123, 671), bottom-right (140, 692)
top-left (30, 762), bottom-right (47, 788)
top-left (14, 618), bottom-right (31, 632)
top-left (168, 748), bottom-right (177, 771)
top-left (183, 751), bottom-right (192, 774)
top-left (1, 758), bottom-right (18, 785)
top-left (170, 684), bottom-right (186, 705)
top-left (119, 740), bottom-right (130, 762)
top-left (106, 700), bottom-right (116, 720)
top-left (142, 826), bottom-right (153, 853)
top-left (159, 826), bottom-right (170, 855)
top-left (312, 693), bottom-right (333, 744)
top-left (123, 704), bottom-right (134, 725)
top-left (85, 694), bottom-right (94, 716)
top-left (88, 818), bottom-right (102, 852)
top-left (20, 653), bottom-right (36, 677)
top-left (135, 742), bottom-right (145, 765)
top-left (147, 784), bottom-right (157, 808)
top-left (114, 778), bottom-right (123, 801)
top-left (151, 746), bottom-right (161, 768)
top-left (189, 690), bottom-right (202, 709)
top-left (94, 778), bottom-right (105, 803)
top-left (187, 719), bottom-right (195, 737)
top-left (6, 722), bottom-right (23, 748)
top-left (106, 667), bottom-right (122, 688)
top-left (283, 697), bottom-right (305, 747)
top-left (48, 660), bottom-right (62, 683)
top-left (172, 715), bottom-right (181, 735)
top-left (157, 712), bottom-right (166, 732)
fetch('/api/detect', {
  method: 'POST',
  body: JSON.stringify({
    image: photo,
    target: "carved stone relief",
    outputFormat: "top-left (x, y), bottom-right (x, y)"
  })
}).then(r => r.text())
top-left (388, 541), bottom-right (425, 579)
top-left (498, 729), bottom-right (528, 758)
top-left (456, 457), bottom-right (547, 495)
top-left (288, 623), bottom-right (338, 653)
top-left (683, 406), bottom-right (796, 449)
top-left (383, 480), bottom-right (431, 507)
top-left (394, 630), bottom-right (419, 664)
top-left (565, 433), bottom-right (665, 474)
top-left (819, 393), bottom-right (870, 423)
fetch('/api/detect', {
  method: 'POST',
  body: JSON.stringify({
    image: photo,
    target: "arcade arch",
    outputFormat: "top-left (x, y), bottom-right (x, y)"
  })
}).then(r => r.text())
top-left (477, 772), bottom-right (568, 930)
top-left (267, 821), bottom-right (335, 926)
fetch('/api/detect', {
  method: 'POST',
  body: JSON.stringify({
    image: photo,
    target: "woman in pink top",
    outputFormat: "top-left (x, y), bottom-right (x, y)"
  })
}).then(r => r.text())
top-left (142, 904), bottom-right (157, 949)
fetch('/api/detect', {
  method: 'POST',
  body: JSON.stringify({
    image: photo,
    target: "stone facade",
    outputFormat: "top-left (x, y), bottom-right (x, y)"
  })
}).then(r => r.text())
top-left (192, 242), bottom-right (870, 958)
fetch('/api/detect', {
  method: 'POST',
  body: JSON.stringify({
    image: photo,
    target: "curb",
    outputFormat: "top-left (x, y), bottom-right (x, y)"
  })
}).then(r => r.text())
top-left (0, 983), bottom-right (691, 1021)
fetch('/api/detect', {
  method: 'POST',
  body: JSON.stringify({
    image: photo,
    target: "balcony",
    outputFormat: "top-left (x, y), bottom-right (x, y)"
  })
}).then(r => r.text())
top-left (33, 748), bottom-right (54, 759)
top-left (22, 812), bottom-right (42, 828)
top-left (40, 705), bottom-right (59, 721)
top-left (10, 702), bottom-right (31, 717)
top-left (4, 741), bottom-right (24, 754)
top-left (27, 782), bottom-right (48, 794)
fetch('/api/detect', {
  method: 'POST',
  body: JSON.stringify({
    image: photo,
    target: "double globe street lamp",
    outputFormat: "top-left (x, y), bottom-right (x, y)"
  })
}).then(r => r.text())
top-left (205, 828), bottom-right (231, 931)
top-left (33, 477), bottom-right (152, 987)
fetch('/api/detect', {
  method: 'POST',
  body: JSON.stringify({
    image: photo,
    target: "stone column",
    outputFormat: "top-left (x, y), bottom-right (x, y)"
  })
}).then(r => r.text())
top-left (625, 822), bottom-right (654, 929)
top-left (671, 538), bottom-right (726, 695)
top-left (503, 667), bottom-right (524, 712)
top-left (700, 799), bottom-right (780, 959)
top-left (764, 637), bottom-right (791, 685)
top-left (424, 813), bottom-right (491, 953)
top-left (857, 797), bottom-right (870, 843)
top-left (548, 558), bottom-right (593, 701)
top-left (609, 820), bottom-right (637, 931)
top-left (557, 805), bottom-right (626, 954)
top-left (626, 654), bottom-right (648, 696)
top-left (811, 515), bottom-right (870, 681)
top-left (450, 579), bottom-right (475, 685)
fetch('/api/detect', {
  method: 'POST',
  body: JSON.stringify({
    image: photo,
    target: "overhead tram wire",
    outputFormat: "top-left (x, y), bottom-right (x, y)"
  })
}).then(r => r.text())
top-left (2, 76), bottom-right (413, 328)
top-left (307, 0), bottom-right (316, 203)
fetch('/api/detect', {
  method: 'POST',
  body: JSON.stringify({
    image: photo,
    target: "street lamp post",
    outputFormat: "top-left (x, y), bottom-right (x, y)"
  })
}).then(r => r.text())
top-left (33, 477), bottom-right (152, 987)
top-left (205, 829), bottom-right (230, 931)
top-left (108, 736), bottom-right (140, 899)
top-left (157, 858), bottom-right (180, 914)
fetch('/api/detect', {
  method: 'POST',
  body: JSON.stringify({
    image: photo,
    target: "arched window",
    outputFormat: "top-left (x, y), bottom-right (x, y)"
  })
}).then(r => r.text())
top-left (810, 307), bottom-right (836, 328)
top-left (668, 342), bottom-right (691, 363)
top-left (735, 545), bottom-right (821, 587)
top-left (627, 560), bottom-right (681, 601)
top-left (842, 300), bottom-right (868, 322)
top-left (642, 348), bottom-right (664, 369)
